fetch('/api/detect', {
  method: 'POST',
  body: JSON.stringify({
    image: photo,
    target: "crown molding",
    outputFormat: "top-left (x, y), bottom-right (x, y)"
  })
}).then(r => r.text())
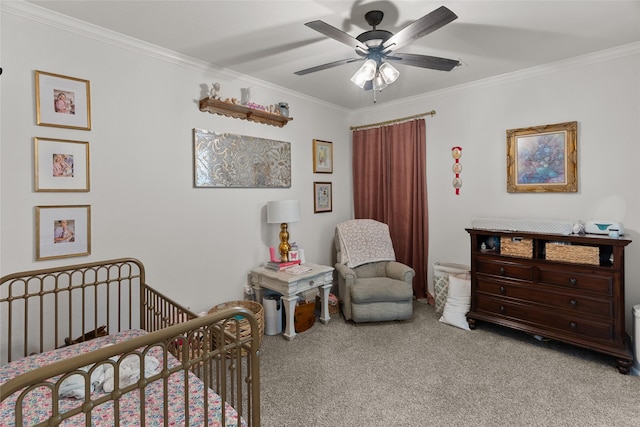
top-left (354, 41), bottom-right (640, 114)
top-left (2, 1), bottom-right (348, 113)
top-left (4, 2), bottom-right (638, 116)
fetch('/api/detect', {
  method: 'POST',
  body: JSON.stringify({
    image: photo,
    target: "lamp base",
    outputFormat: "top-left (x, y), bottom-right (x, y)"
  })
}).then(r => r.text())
top-left (278, 223), bottom-right (291, 262)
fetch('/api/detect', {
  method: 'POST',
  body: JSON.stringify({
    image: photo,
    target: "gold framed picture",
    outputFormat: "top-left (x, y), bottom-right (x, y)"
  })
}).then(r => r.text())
top-left (34, 137), bottom-right (90, 192)
top-left (313, 181), bottom-right (332, 213)
top-left (312, 139), bottom-right (333, 173)
top-left (36, 205), bottom-right (91, 260)
top-left (35, 70), bottom-right (91, 130)
top-left (506, 121), bottom-right (577, 193)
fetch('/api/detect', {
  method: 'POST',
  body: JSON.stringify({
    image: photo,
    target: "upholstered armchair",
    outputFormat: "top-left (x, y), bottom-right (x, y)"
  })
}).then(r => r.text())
top-left (334, 219), bottom-right (415, 323)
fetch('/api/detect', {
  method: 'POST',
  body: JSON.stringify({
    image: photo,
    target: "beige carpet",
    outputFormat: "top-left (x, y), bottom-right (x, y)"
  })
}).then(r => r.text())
top-left (259, 301), bottom-right (639, 426)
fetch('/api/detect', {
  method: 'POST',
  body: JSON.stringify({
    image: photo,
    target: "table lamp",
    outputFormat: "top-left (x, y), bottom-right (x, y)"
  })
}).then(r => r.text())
top-left (267, 199), bottom-right (300, 262)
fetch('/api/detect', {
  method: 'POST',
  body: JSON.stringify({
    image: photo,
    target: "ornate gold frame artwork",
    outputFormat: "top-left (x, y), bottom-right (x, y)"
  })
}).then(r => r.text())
top-left (35, 71), bottom-right (91, 130)
top-left (193, 128), bottom-right (291, 188)
top-left (506, 121), bottom-right (577, 193)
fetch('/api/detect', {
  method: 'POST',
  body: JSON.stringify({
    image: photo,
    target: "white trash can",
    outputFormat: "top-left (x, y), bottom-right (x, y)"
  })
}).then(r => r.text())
top-left (632, 304), bottom-right (640, 376)
top-left (433, 262), bottom-right (470, 313)
top-left (263, 294), bottom-right (283, 335)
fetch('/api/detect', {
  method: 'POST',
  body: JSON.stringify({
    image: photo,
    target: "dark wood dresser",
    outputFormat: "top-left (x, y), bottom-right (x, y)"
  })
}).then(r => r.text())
top-left (466, 228), bottom-right (633, 373)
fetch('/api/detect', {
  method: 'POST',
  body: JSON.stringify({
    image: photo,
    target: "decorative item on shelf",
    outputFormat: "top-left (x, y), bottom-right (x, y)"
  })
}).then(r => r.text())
top-left (452, 146), bottom-right (462, 195)
top-left (277, 102), bottom-right (289, 117)
top-left (209, 82), bottom-right (221, 100)
top-left (241, 87), bottom-right (254, 105)
top-left (267, 199), bottom-right (300, 262)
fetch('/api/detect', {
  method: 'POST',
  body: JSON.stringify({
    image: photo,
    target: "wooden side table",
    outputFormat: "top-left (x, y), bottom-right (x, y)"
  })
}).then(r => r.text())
top-left (250, 263), bottom-right (334, 340)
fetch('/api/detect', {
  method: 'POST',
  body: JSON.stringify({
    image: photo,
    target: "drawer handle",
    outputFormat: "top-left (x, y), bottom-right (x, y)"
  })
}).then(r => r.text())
top-left (500, 305), bottom-right (506, 313)
top-left (569, 277), bottom-right (577, 286)
top-left (499, 267), bottom-right (506, 275)
top-left (569, 299), bottom-right (577, 307)
top-left (499, 286), bottom-right (506, 294)
top-left (309, 280), bottom-right (314, 286)
top-left (569, 321), bottom-right (577, 329)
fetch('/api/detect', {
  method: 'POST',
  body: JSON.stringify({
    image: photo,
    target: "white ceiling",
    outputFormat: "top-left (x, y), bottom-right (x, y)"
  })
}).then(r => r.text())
top-left (26, 1), bottom-right (640, 110)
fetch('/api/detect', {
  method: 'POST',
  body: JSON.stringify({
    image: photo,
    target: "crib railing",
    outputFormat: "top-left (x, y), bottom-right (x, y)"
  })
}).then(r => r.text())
top-left (0, 258), bottom-right (197, 364)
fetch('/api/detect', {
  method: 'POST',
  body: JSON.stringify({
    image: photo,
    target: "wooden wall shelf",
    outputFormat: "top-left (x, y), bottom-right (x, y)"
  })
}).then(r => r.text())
top-left (199, 97), bottom-right (293, 127)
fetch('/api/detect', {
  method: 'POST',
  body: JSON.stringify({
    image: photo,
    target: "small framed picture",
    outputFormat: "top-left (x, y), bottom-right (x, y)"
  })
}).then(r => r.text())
top-left (313, 181), bottom-right (332, 213)
top-left (312, 139), bottom-right (333, 173)
top-left (36, 205), bottom-right (91, 261)
top-left (35, 70), bottom-right (91, 130)
top-left (506, 121), bottom-right (577, 193)
top-left (288, 250), bottom-right (299, 262)
top-left (34, 137), bottom-right (90, 192)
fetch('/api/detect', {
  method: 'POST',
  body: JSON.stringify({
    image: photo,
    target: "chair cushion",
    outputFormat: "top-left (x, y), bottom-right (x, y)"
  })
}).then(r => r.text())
top-left (352, 301), bottom-right (413, 322)
top-left (351, 277), bottom-right (413, 304)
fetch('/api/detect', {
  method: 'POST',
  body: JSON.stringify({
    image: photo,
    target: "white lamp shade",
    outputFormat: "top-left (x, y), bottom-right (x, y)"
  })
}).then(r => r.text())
top-left (379, 62), bottom-right (400, 84)
top-left (350, 59), bottom-right (377, 88)
top-left (267, 200), bottom-right (300, 223)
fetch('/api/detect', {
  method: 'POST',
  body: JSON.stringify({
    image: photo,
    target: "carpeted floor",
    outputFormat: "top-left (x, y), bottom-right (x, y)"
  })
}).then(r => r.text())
top-left (259, 301), bottom-right (639, 426)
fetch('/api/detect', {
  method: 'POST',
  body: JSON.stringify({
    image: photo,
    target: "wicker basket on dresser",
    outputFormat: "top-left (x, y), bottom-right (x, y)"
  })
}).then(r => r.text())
top-left (466, 228), bottom-right (633, 373)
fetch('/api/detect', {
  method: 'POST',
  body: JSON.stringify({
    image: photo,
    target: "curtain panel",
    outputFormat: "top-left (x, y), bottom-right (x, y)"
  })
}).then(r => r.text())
top-left (352, 119), bottom-right (429, 299)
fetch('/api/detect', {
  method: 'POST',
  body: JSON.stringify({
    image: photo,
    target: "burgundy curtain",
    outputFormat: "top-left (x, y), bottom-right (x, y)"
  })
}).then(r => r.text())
top-left (352, 119), bottom-right (429, 299)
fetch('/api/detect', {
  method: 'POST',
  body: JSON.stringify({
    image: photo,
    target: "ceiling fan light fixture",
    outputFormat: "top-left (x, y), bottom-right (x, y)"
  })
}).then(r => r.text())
top-left (350, 59), bottom-right (377, 88)
top-left (373, 72), bottom-right (388, 91)
top-left (379, 62), bottom-right (400, 84)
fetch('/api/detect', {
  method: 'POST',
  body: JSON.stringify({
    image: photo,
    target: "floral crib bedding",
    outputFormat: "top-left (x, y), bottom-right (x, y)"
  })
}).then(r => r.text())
top-left (0, 330), bottom-right (245, 427)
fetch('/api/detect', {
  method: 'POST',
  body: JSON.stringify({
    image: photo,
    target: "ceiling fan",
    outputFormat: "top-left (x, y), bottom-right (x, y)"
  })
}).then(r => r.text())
top-left (295, 6), bottom-right (460, 92)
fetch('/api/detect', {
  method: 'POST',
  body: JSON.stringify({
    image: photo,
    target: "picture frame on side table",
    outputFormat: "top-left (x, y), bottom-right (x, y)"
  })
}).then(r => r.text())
top-left (313, 181), bottom-right (332, 213)
top-left (36, 205), bottom-right (91, 260)
top-left (312, 139), bottom-right (333, 173)
top-left (34, 137), bottom-right (90, 192)
top-left (35, 70), bottom-right (91, 130)
top-left (506, 121), bottom-right (577, 193)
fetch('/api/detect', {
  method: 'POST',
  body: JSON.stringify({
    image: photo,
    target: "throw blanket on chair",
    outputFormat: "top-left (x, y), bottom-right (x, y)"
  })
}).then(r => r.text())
top-left (336, 219), bottom-right (396, 268)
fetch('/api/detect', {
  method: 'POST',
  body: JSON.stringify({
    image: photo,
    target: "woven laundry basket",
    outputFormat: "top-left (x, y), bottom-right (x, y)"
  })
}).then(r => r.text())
top-left (208, 300), bottom-right (264, 354)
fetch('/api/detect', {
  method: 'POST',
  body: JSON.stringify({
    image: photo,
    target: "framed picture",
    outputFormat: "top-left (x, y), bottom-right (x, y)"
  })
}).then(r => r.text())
top-left (36, 205), bottom-right (91, 260)
top-left (313, 181), bottom-right (332, 213)
top-left (312, 139), bottom-right (333, 173)
top-left (34, 137), bottom-right (90, 192)
top-left (35, 70), bottom-right (91, 130)
top-left (506, 121), bottom-right (577, 193)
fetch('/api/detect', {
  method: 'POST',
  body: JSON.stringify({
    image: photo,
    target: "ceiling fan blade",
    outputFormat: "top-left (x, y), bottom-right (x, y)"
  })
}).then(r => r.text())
top-left (305, 20), bottom-right (369, 52)
top-left (386, 53), bottom-right (460, 71)
top-left (382, 6), bottom-right (458, 54)
top-left (294, 58), bottom-right (363, 75)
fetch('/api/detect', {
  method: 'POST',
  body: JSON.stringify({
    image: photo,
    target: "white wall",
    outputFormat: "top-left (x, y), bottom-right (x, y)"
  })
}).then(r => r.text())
top-left (0, 5), bottom-right (353, 313)
top-left (352, 44), bottom-right (640, 332)
top-left (2, 4), bottom-right (639, 333)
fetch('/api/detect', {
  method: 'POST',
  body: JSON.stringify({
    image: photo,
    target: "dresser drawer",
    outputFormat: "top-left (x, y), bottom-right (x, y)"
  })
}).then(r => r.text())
top-left (537, 267), bottom-right (613, 296)
top-left (476, 259), bottom-right (533, 281)
top-left (476, 279), bottom-right (613, 318)
top-left (476, 294), bottom-right (615, 343)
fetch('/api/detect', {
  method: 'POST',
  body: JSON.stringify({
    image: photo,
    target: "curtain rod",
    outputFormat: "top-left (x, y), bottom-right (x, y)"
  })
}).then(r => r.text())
top-left (350, 110), bottom-right (436, 131)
